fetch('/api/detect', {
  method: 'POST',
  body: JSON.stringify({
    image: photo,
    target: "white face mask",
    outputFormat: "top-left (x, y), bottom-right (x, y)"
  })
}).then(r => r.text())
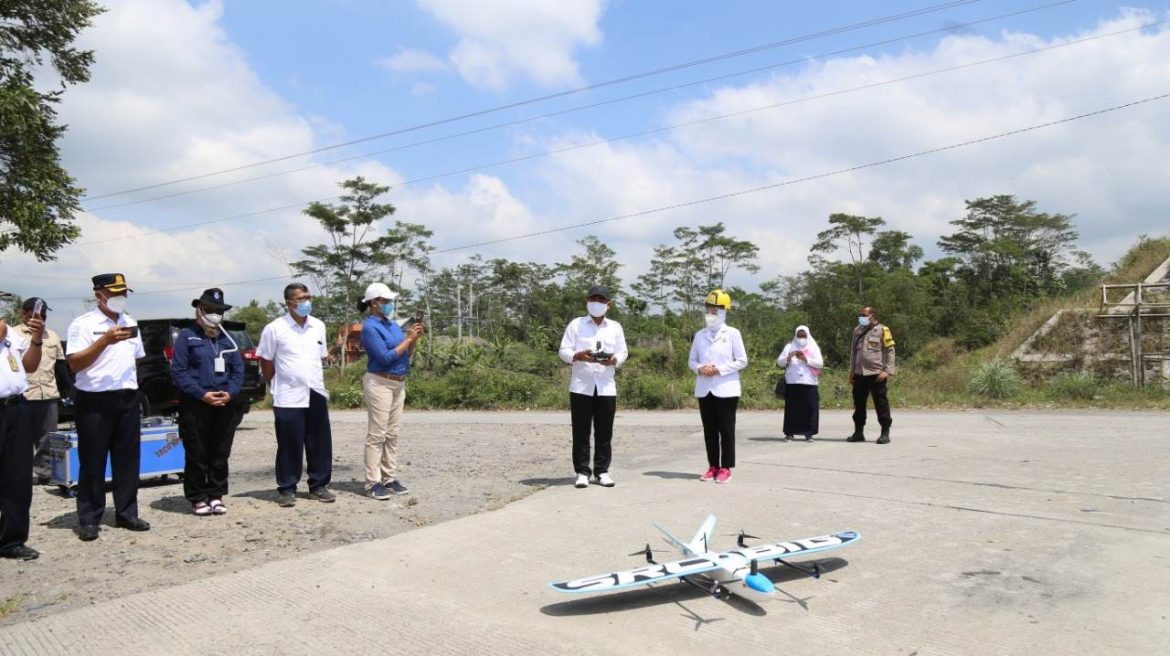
top-left (202, 311), bottom-right (223, 327)
top-left (104, 295), bottom-right (127, 314)
top-left (704, 310), bottom-right (725, 329)
top-left (858, 316), bottom-right (871, 327)
top-left (587, 302), bottom-right (608, 318)
top-left (796, 337), bottom-right (808, 347)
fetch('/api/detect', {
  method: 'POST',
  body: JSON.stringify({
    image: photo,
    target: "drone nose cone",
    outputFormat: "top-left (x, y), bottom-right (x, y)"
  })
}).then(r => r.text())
top-left (744, 572), bottom-right (774, 594)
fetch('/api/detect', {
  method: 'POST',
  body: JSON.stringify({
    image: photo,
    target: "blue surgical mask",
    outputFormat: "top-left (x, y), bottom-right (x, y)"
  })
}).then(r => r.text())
top-left (858, 316), bottom-right (870, 327)
top-left (379, 302), bottom-right (395, 317)
top-left (295, 301), bottom-right (312, 317)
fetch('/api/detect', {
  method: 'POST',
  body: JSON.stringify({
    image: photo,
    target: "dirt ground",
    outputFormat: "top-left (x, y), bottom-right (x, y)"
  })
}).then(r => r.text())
top-left (2, 409), bottom-right (678, 624)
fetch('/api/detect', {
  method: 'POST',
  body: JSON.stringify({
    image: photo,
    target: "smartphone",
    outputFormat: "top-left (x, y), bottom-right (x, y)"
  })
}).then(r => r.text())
top-left (32, 299), bottom-right (45, 319)
top-left (414, 309), bottom-right (425, 323)
top-left (125, 325), bottom-right (139, 338)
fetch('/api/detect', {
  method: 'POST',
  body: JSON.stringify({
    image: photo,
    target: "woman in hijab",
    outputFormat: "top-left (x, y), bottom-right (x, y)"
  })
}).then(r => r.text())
top-left (777, 325), bottom-right (824, 441)
top-left (688, 289), bottom-right (748, 484)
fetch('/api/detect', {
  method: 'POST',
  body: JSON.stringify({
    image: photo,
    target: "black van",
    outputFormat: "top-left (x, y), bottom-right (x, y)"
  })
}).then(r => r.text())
top-left (59, 318), bottom-right (266, 425)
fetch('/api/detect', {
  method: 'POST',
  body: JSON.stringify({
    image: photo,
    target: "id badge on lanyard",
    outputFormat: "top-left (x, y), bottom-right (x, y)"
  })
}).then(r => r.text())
top-left (214, 356), bottom-right (226, 373)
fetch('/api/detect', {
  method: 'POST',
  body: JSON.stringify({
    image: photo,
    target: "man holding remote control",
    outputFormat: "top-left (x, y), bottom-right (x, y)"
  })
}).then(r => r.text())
top-left (65, 273), bottom-right (149, 541)
top-left (558, 285), bottom-right (629, 489)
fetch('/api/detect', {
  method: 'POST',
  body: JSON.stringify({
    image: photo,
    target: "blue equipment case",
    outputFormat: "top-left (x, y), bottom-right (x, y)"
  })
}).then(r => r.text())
top-left (49, 417), bottom-right (184, 496)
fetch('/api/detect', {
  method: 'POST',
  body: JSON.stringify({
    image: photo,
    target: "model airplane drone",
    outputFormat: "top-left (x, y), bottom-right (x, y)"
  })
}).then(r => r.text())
top-left (550, 515), bottom-right (859, 603)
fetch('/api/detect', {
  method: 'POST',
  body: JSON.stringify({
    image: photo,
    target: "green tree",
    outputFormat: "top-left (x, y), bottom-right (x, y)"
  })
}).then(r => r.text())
top-left (811, 213), bottom-right (886, 295)
top-left (869, 230), bottom-right (924, 272)
top-left (292, 176), bottom-right (405, 363)
top-left (1, 0), bottom-right (104, 260)
top-left (937, 195), bottom-right (1082, 301)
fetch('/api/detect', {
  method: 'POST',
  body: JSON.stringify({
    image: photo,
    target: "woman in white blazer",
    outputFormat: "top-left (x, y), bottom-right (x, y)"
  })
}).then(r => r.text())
top-left (688, 289), bottom-right (748, 484)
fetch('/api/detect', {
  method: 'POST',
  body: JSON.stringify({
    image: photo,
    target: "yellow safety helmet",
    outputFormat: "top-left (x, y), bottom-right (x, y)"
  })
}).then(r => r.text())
top-left (705, 289), bottom-right (732, 310)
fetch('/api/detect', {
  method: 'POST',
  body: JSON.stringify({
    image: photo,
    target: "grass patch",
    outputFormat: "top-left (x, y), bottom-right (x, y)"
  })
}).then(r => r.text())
top-left (0, 595), bottom-right (23, 619)
top-left (967, 359), bottom-right (1024, 400)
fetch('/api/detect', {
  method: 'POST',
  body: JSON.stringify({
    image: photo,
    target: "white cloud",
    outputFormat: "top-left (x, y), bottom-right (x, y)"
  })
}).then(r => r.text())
top-left (417, 0), bottom-right (606, 90)
top-left (376, 47), bottom-right (448, 73)
top-left (519, 10), bottom-right (1170, 281)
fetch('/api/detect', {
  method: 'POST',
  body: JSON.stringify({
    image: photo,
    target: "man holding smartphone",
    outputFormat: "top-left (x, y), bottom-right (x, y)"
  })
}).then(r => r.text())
top-left (65, 273), bottom-right (149, 541)
top-left (15, 297), bottom-right (65, 485)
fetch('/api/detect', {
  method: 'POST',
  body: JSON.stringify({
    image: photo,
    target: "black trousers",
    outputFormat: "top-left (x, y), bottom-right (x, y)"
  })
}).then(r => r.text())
top-left (28, 398), bottom-right (58, 479)
top-left (0, 399), bottom-right (33, 551)
top-left (852, 375), bottom-right (892, 429)
top-left (178, 397), bottom-right (239, 503)
top-left (698, 393), bottom-right (738, 468)
top-left (569, 391), bottom-right (616, 477)
top-left (74, 389), bottom-right (141, 527)
top-left (273, 391), bottom-right (332, 493)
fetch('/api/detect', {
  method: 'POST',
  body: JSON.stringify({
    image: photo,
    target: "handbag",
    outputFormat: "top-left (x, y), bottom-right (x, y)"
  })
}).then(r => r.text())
top-left (774, 376), bottom-right (786, 398)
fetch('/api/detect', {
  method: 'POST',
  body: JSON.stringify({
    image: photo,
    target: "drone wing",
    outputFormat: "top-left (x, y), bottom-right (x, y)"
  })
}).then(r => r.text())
top-left (720, 530), bottom-right (860, 563)
top-left (550, 555), bottom-right (723, 593)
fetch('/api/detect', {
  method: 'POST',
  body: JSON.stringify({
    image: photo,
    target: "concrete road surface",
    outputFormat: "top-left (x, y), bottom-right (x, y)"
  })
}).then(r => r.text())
top-left (1, 409), bottom-right (1167, 655)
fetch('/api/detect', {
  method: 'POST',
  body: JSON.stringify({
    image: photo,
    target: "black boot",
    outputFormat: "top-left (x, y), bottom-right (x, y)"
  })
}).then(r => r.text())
top-left (846, 426), bottom-right (866, 442)
top-left (876, 427), bottom-right (890, 444)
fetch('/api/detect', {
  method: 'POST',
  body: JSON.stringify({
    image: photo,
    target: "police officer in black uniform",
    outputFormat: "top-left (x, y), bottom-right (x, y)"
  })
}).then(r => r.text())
top-left (170, 289), bottom-right (244, 516)
top-left (65, 273), bottom-right (150, 541)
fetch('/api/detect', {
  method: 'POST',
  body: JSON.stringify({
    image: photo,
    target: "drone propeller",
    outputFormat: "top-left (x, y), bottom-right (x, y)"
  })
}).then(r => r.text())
top-left (628, 543), bottom-right (668, 564)
top-left (735, 530), bottom-right (760, 548)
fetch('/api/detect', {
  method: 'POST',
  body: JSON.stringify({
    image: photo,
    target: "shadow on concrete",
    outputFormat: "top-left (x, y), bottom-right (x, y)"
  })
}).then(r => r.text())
top-left (540, 558), bottom-right (849, 618)
top-left (642, 471), bottom-right (696, 480)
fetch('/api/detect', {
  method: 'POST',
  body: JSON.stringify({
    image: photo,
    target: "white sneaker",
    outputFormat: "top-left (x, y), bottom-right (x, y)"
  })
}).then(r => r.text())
top-left (597, 473), bottom-right (615, 487)
top-left (575, 474), bottom-right (589, 488)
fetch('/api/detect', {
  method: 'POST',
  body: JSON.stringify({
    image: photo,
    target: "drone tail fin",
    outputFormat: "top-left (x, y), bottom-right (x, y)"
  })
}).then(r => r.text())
top-left (687, 514), bottom-right (717, 554)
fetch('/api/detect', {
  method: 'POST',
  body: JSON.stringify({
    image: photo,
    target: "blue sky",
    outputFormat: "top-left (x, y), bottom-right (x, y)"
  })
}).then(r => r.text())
top-left (5, 0), bottom-right (1170, 330)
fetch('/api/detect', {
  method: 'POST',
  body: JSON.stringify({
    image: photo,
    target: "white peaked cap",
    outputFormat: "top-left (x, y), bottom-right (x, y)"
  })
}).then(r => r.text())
top-left (362, 282), bottom-right (398, 303)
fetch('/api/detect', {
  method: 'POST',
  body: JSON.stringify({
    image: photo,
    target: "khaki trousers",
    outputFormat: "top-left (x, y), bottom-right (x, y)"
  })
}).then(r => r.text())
top-left (363, 373), bottom-right (405, 488)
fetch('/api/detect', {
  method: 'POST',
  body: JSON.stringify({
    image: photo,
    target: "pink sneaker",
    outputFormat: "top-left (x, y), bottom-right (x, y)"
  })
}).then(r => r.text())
top-left (700, 467), bottom-right (718, 481)
top-left (715, 468), bottom-right (731, 484)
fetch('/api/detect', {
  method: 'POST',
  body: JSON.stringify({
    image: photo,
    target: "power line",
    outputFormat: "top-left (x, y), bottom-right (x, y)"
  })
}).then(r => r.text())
top-left (83, 0), bottom-right (1075, 213)
top-left (44, 92), bottom-right (1167, 301)
top-left (79, 0), bottom-right (988, 202)
top-left (431, 94), bottom-right (1169, 254)
top-left (65, 13), bottom-right (1146, 250)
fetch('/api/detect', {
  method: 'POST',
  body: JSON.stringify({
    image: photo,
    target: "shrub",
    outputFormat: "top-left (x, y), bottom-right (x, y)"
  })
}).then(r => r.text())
top-left (1047, 371), bottom-right (1098, 400)
top-left (967, 359), bottom-right (1023, 399)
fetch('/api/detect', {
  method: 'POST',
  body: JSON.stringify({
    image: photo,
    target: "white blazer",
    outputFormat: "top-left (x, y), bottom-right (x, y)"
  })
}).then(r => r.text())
top-left (688, 324), bottom-right (748, 398)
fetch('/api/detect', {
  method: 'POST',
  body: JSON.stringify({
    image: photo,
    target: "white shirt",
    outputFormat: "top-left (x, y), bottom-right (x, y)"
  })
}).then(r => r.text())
top-left (777, 343), bottom-right (825, 386)
top-left (257, 313), bottom-right (328, 408)
top-left (688, 324), bottom-right (748, 398)
top-left (65, 309), bottom-right (145, 392)
top-left (558, 316), bottom-right (629, 396)
top-left (0, 332), bottom-right (30, 399)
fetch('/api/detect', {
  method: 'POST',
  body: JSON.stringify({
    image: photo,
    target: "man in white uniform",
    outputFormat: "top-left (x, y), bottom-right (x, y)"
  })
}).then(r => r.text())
top-left (65, 273), bottom-right (150, 541)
